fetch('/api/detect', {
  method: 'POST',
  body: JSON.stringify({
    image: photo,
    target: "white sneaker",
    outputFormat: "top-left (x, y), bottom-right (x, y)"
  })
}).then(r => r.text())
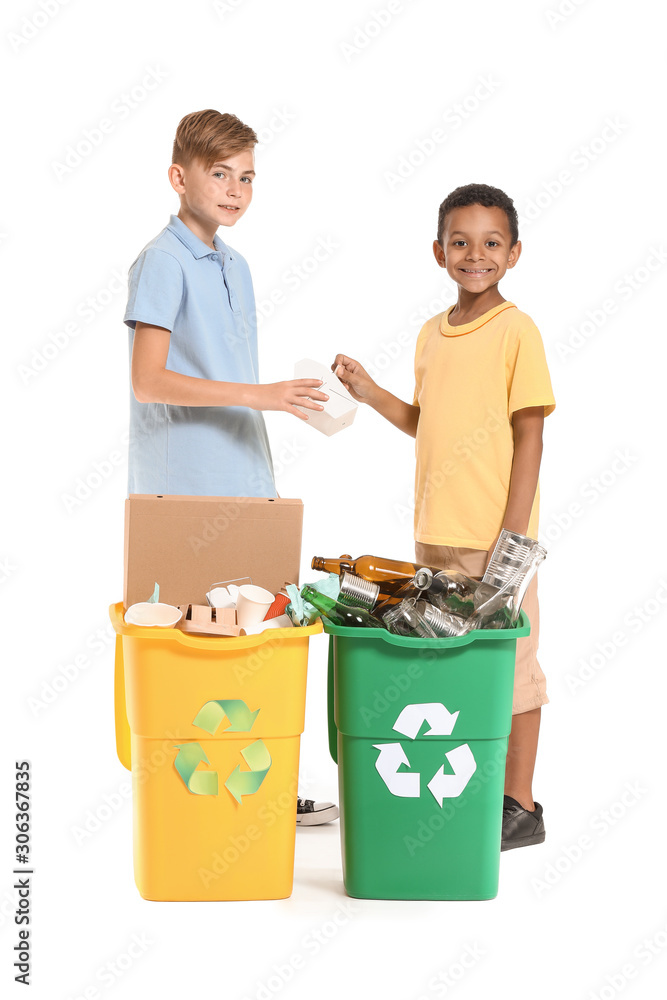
top-left (296, 797), bottom-right (339, 826)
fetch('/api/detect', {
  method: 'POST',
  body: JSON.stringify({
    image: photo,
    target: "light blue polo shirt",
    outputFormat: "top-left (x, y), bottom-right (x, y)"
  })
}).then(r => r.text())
top-left (124, 214), bottom-right (276, 497)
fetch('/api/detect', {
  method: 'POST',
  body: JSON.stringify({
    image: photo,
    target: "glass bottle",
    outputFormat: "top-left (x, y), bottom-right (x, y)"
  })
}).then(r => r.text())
top-left (311, 553), bottom-right (423, 583)
top-left (382, 600), bottom-right (437, 638)
top-left (414, 600), bottom-right (472, 637)
top-left (420, 570), bottom-right (481, 619)
top-left (338, 571), bottom-right (430, 611)
top-left (300, 585), bottom-right (385, 629)
top-left (471, 605), bottom-right (516, 630)
top-left (433, 570), bottom-right (478, 599)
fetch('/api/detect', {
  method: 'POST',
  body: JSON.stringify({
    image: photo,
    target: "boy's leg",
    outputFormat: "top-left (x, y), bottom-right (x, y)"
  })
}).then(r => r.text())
top-left (503, 707), bottom-right (541, 812)
top-left (415, 542), bottom-right (547, 843)
top-left (505, 572), bottom-right (547, 810)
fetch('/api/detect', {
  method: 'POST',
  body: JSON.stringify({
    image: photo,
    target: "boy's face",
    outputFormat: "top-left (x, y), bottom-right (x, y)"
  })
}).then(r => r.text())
top-left (170, 148), bottom-right (255, 232)
top-left (433, 204), bottom-right (521, 293)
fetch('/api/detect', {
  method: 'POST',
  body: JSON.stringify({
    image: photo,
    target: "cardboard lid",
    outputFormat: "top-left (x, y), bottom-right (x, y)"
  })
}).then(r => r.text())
top-left (123, 495), bottom-right (303, 609)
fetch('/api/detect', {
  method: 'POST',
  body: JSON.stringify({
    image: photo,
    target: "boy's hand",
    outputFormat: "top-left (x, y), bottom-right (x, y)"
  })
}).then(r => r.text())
top-left (249, 379), bottom-right (329, 421)
top-left (331, 354), bottom-right (378, 404)
top-left (332, 353), bottom-right (419, 437)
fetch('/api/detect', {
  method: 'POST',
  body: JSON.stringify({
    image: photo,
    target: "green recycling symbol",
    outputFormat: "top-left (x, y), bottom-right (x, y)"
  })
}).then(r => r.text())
top-left (373, 703), bottom-right (476, 806)
top-left (174, 699), bottom-right (271, 803)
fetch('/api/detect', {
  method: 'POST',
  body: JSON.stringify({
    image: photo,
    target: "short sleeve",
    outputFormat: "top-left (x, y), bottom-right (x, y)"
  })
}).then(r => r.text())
top-left (412, 321), bottom-right (431, 406)
top-left (124, 247), bottom-right (184, 332)
top-left (507, 321), bottom-right (556, 418)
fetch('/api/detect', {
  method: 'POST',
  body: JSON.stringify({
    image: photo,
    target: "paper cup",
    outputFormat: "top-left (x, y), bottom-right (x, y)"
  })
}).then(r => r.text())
top-left (242, 614), bottom-right (294, 635)
top-left (124, 602), bottom-right (182, 628)
top-left (235, 584), bottom-right (275, 628)
top-left (264, 593), bottom-right (291, 620)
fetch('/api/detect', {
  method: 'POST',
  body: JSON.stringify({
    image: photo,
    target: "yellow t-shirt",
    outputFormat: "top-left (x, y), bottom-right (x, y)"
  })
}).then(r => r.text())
top-left (413, 301), bottom-right (555, 549)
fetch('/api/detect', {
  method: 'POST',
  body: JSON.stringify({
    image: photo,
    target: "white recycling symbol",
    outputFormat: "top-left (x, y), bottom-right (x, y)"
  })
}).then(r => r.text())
top-left (373, 702), bottom-right (477, 806)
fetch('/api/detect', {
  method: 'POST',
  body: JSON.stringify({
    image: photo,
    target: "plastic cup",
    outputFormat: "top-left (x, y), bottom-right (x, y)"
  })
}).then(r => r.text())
top-left (235, 585), bottom-right (275, 628)
top-left (206, 586), bottom-right (234, 609)
top-left (124, 603), bottom-right (182, 628)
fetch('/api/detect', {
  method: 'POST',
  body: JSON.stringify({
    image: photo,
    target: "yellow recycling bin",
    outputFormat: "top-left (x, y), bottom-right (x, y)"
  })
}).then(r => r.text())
top-left (110, 603), bottom-right (321, 902)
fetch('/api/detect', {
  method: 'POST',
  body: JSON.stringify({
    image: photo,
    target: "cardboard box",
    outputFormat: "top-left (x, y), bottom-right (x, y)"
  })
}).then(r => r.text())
top-left (294, 358), bottom-right (357, 436)
top-left (123, 495), bottom-right (303, 609)
top-left (176, 605), bottom-right (245, 637)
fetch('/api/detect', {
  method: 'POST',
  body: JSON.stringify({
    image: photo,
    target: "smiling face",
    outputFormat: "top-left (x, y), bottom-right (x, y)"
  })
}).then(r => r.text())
top-left (434, 203), bottom-right (521, 297)
top-left (169, 147), bottom-right (255, 244)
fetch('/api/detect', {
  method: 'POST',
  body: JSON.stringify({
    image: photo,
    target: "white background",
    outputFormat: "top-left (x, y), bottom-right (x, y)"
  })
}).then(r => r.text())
top-left (4, 0), bottom-right (666, 997)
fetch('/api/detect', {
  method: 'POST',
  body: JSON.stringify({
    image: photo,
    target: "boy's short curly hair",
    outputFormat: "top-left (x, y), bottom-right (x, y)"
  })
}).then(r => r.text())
top-left (437, 183), bottom-right (519, 247)
top-left (172, 109), bottom-right (257, 170)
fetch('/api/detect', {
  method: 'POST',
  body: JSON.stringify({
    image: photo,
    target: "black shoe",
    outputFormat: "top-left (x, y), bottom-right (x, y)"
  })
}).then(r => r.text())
top-left (501, 795), bottom-right (545, 851)
top-left (296, 797), bottom-right (339, 826)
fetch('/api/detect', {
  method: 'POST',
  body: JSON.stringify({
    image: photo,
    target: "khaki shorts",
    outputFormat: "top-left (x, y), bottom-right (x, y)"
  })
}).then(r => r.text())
top-left (415, 542), bottom-right (548, 715)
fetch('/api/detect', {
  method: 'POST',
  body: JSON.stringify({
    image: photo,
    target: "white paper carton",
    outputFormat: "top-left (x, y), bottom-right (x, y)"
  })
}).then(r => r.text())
top-left (294, 358), bottom-right (358, 436)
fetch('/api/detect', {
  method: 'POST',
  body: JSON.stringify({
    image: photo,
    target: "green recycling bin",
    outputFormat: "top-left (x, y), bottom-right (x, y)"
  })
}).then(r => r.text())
top-left (326, 612), bottom-right (530, 900)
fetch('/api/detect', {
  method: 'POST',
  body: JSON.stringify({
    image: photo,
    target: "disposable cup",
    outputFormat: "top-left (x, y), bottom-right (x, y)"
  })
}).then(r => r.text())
top-left (206, 577), bottom-right (252, 608)
top-left (265, 593), bottom-right (291, 620)
top-left (242, 614), bottom-right (294, 635)
top-left (235, 584), bottom-right (274, 628)
top-left (124, 602), bottom-right (183, 628)
top-left (206, 586), bottom-right (234, 608)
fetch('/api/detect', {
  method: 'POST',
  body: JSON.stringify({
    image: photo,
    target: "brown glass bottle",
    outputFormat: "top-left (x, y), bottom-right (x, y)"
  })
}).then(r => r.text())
top-left (373, 578), bottom-right (436, 617)
top-left (311, 553), bottom-right (423, 583)
top-left (338, 571), bottom-right (429, 610)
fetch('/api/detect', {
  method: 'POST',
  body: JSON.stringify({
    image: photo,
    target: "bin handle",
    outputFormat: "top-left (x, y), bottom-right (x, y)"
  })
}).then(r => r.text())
top-left (327, 636), bottom-right (338, 765)
top-left (113, 635), bottom-right (132, 771)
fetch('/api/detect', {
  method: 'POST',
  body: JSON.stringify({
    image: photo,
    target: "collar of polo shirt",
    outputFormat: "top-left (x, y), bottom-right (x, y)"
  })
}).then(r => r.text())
top-left (168, 214), bottom-right (232, 262)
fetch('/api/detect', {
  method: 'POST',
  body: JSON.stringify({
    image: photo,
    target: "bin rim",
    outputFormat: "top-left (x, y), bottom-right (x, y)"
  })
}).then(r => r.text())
top-left (321, 609), bottom-right (529, 648)
top-left (109, 601), bottom-right (322, 650)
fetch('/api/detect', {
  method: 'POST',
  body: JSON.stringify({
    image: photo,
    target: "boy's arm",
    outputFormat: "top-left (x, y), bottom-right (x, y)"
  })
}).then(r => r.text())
top-left (487, 405), bottom-right (544, 564)
top-left (131, 323), bottom-right (328, 420)
top-left (333, 354), bottom-right (420, 438)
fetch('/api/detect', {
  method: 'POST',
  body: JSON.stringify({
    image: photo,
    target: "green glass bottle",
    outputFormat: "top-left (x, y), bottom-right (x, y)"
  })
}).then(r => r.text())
top-left (300, 585), bottom-right (384, 629)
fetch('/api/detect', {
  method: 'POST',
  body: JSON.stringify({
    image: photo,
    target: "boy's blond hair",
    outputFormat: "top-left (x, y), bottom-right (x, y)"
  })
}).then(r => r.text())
top-left (172, 109), bottom-right (257, 169)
